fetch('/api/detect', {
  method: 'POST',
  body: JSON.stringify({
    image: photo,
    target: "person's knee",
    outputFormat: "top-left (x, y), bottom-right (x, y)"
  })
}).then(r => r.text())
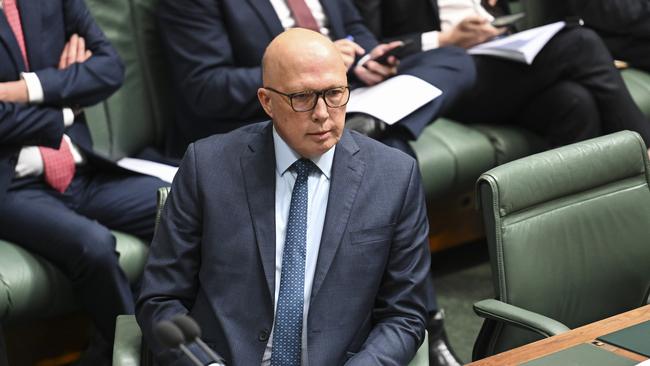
top-left (68, 224), bottom-right (120, 277)
top-left (538, 82), bottom-right (601, 145)
top-left (444, 47), bottom-right (477, 89)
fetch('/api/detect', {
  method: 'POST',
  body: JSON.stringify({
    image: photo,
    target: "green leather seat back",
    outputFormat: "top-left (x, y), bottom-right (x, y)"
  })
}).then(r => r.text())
top-left (476, 131), bottom-right (650, 356)
top-left (84, 0), bottom-right (172, 159)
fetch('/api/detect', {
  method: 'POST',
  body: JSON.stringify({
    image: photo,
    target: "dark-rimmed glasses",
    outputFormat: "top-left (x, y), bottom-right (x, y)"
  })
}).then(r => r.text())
top-left (264, 86), bottom-right (350, 112)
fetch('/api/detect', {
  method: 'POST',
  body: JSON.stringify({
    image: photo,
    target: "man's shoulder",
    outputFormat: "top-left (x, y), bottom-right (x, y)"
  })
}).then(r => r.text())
top-left (346, 129), bottom-right (416, 169)
top-left (191, 121), bottom-right (270, 153)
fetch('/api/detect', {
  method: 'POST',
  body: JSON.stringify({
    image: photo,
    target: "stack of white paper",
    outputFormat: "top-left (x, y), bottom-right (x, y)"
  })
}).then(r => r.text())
top-left (346, 74), bottom-right (442, 125)
top-left (469, 21), bottom-right (566, 64)
top-left (117, 157), bottom-right (178, 183)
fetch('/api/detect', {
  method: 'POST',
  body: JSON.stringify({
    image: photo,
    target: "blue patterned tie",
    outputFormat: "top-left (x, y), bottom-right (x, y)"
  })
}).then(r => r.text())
top-left (271, 158), bottom-right (316, 366)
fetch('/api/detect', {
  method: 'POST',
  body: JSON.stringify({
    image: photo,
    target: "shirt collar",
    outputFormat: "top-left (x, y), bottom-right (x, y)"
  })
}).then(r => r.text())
top-left (273, 126), bottom-right (334, 179)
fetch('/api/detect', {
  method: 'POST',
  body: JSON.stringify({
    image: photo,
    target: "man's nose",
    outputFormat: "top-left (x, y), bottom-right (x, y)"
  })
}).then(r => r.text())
top-left (311, 97), bottom-right (329, 122)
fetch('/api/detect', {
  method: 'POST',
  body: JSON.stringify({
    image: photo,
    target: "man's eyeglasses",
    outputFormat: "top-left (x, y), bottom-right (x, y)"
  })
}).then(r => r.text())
top-left (264, 86), bottom-right (350, 112)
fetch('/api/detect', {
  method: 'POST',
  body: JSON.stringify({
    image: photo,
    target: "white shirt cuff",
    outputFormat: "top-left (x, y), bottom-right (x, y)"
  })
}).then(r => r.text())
top-left (421, 31), bottom-right (440, 51)
top-left (356, 54), bottom-right (372, 68)
top-left (20, 72), bottom-right (44, 104)
top-left (62, 108), bottom-right (75, 127)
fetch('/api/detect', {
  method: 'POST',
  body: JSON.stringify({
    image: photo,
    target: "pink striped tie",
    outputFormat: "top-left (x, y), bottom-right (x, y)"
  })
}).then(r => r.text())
top-left (4, 0), bottom-right (76, 193)
top-left (4, 0), bottom-right (29, 69)
top-left (286, 0), bottom-right (320, 32)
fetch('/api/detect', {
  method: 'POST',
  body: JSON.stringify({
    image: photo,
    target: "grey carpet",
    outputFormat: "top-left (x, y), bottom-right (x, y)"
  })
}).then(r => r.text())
top-left (431, 241), bottom-right (494, 364)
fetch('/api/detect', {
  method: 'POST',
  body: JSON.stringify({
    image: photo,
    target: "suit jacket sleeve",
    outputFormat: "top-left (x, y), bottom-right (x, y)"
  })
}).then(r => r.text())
top-left (136, 143), bottom-right (203, 365)
top-left (352, 0), bottom-right (383, 38)
top-left (157, 0), bottom-right (264, 122)
top-left (346, 158), bottom-right (430, 365)
top-left (0, 103), bottom-right (65, 148)
top-left (569, 0), bottom-right (650, 36)
top-left (34, 0), bottom-right (125, 107)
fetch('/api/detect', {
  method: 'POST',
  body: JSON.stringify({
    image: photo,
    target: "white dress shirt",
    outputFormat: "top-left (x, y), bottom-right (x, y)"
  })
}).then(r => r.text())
top-left (12, 70), bottom-right (82, 178)
top-left (261, 128), bottom-right (335, 366)
top-left (421, 0), bottom-right (495, 51)
top-left (270, 0), bottom-right (331, 37)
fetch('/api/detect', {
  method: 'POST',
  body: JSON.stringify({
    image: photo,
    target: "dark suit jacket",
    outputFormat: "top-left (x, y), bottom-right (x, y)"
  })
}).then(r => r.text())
top-left (0, 0), bottom-right (124, 201)
top-left (354, 0), bottom-right (440, 43)
top-left (136, 122), bottom-right (431, 366)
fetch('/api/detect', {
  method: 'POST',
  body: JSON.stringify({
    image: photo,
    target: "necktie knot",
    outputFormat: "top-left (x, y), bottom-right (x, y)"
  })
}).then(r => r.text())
top-left (291, 158), bottom-right (318, 179)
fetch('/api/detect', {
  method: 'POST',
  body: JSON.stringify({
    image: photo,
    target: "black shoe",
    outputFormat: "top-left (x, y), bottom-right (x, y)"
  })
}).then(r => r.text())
top-left (345, 114), bottom-right (386, 139)
top-left (428, 310), bottom-right (462, 366)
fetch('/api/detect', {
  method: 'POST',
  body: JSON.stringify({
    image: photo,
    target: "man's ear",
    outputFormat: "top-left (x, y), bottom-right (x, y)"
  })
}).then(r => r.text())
top-left (257, 88), bottom-right (274, 118)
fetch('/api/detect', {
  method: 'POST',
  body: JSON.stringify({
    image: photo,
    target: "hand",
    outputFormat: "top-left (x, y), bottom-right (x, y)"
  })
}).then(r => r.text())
top-left (438, 15), bottom-right (506, 49)
top-left (333, 38), bottom-right (365, 69)
top-left (353, 41), bottom-right (401, 86)
top-left (0, 80), bottom-right (29, 103)
top-left (58, 33), bottom-right (92, 69)
top-left (487, 0), bottom-right (498, 6)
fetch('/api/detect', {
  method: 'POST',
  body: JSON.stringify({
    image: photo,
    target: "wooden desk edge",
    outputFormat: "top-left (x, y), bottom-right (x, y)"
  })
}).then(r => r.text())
top-left (466, 304), bottom-right (650, 366)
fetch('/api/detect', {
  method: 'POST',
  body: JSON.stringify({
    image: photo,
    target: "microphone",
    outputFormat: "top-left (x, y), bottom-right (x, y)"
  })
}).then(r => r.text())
top-left (172, 314), bottom-right (227, 366)
top-left (153, 320), bottom-right (204, 366)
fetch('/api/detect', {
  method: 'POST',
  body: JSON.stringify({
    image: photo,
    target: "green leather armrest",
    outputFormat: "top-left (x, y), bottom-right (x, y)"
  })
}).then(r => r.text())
top-left (113, 315), bottom-right (142, 366)
top-left (473, 299), bottom-right (570, 338)
top-left (407, 330), bottom-right (429, 366)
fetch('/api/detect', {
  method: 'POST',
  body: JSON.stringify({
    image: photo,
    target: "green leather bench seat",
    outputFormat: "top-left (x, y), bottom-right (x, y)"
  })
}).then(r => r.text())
top-left (412, 119), bottom-right (496, 198)
top-left (623, 69), bottom-right (650, 118)
top-left (0, 233), bottom-right (148, 326)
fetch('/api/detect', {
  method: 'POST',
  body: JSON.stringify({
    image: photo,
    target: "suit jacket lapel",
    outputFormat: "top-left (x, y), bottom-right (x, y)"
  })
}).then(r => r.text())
top-left (0, 7), bottom-right (26, 72)
top-left (311, 131), bottom-right (365, 299)
top-left (241, 123), bottom-right (277, 303)
top-left (246, 0), bottom-right (284, 37)
top-left (320, 0), bottom-right (344, 40)
top-left (17, 0), bottom-right (41, 70)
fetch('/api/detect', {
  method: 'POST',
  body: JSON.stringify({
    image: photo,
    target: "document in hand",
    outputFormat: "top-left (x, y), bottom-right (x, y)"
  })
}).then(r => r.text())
top-left (468, 21), bottom-right (566, 64)
top-left (346, 75), bottom-right (442, 125)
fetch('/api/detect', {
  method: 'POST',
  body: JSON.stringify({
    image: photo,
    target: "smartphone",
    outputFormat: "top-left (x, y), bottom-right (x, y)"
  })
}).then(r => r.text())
top-left (371, 39), bottom-right (415, 65)
top-left (491, 12), bottom-right (525, 27)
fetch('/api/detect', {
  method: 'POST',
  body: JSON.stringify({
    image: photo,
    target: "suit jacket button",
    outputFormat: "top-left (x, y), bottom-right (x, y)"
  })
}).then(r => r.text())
top-left (258, 329), bottom-right (270, 342)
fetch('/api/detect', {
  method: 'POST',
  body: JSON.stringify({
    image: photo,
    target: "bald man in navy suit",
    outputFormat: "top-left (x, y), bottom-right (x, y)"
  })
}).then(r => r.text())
top-left (137, 29), bottom-right (432, 366)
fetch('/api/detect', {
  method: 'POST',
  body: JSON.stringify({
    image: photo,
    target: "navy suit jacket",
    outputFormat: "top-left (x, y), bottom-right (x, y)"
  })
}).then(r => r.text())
top-left (158, 0), bottom-right (475, 157)
top-left (136, 122), bottom-right (431, 366)
top-left (0, 0), bottom-right (124, 201)
top-left (354, 0), bottom-right (441, 40)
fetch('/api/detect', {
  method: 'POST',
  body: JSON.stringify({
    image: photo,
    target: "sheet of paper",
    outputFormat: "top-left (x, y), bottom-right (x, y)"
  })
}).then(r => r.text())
top-left (636, 360), bottom-right (650, 366)
top-left (117, 157), bottom-right (178, 183)
top-left (469, 21), bottom-right (566, 64)
top-left (346, 74), bottom-right (442, 125)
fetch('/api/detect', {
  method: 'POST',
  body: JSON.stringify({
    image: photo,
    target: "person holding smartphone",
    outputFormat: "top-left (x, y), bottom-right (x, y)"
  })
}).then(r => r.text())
top-left (157, 0), bottom-right (476, 159)
top-left (354, 0), bottom-right (650, 151)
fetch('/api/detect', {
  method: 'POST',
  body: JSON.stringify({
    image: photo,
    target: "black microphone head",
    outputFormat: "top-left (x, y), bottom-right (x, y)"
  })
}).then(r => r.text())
top-left (172, 314), bottom-right (202, 340)
top-left (154, 320), bottom-right (186, 348)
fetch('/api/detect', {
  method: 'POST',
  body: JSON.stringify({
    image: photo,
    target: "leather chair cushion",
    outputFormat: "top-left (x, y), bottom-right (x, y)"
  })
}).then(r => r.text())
top-left (0, 233), bottom-right (147, 325)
